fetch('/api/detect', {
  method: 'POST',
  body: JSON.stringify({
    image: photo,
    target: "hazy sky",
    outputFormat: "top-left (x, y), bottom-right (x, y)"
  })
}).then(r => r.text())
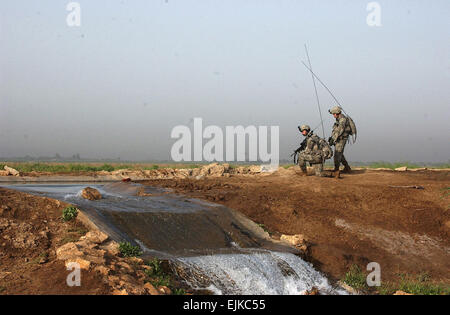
top-left (1, 0), bottom-right (449, 162)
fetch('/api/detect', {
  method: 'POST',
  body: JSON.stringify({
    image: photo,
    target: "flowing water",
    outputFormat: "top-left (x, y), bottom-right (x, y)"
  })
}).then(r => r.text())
top-left (2, 182), bottom-right (346, 295)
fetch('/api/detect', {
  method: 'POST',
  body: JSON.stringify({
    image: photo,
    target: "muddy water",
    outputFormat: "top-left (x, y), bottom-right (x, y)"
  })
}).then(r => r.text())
top-left (3, 182), bottom-right (345, 295)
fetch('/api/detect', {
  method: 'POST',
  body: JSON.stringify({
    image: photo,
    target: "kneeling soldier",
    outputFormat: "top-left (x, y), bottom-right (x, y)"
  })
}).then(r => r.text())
top-left (297, 125), bottom-right (330, 177)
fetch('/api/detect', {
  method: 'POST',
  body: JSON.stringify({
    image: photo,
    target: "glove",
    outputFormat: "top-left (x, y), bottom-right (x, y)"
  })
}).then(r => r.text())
top-left (328, 137), bottom-right (335, 146)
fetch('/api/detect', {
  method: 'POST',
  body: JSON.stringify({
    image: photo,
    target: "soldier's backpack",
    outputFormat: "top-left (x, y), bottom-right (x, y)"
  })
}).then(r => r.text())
top-left (318, 138), bottom-right (333, 160)
top-left (346, 116), bottom-right (357, 143)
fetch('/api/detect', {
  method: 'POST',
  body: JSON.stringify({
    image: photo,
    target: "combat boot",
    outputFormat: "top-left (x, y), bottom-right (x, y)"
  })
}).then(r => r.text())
top-left (298, 168), bottom-right (308, 177)
top-left (342, 165), bottom-right (352, 174)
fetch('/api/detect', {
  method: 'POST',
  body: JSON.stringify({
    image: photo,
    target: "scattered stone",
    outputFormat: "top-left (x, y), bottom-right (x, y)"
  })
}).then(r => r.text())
top-left (248, 165), bottom-right (262, 173)
top-left (112, 289), bottom-right (129, 295)
top-left (158, 285), bottom-right (172, 295)
top-left (65, 257), bottom-right (91, 270)
top-left (144, 282), bottom-right (160, 295)
top-left (338, 281), bottom-right (359, 295)
top-left (3, 165), bottom-right (20, 176)
top-left (280, 234), bottom-right (305, 246)
top-left (81, 187), bottom-right (102, 200)
top-left (94, 265), bottom-right (110, 276)
top-left (100, 240), bottom-right (120, 256)
top-left (280, 234), bottom-right (308, 252)
top-left (393, 290), bottom-right (413, 295)
top-left (56, 242), bottom-right (85, 261)
top-left (304, 287), bottom-right (320, 295)
top-left (83, 230), bottom-right (109, 244)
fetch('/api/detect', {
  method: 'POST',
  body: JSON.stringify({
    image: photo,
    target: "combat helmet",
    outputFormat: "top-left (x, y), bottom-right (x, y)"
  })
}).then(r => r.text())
top-left (328, 106), bottom-right (342, 114)
top-left (299, 124), bottom-right (311, 132)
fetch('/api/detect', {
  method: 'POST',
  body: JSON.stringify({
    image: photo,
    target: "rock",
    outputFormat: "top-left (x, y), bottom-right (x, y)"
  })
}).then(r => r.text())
top-left (112, 289), bottom-right (129, 295)
top-left (304, 287), bottom-right (319, 295)
top-left (393, 290), bottom-right (413, 295)
top-left (81, 187), bottom-right (102, 200)
top-left (410, 168), bottom-right (427, 172)
top-left (100, 240), bottom-right (120, 256)
top-left (4, 166), bottom-right (20, 176)
top-left (94, 265), bottom-right (110, 276)
top-left (56, 242), bottom-right (84, 261)
top-left (280, 234), bottom-right (306, 246)
top-left (144, 282), bottom-right (160, 295)
top-left (116, 261), bottom-right (133, 273)
top-left (128, 257), bottom-right (144, 265)
top-left (56, 241), bottom-right (105, 265)
top-left (0, 170), bottom-right (9, 176)
top-left (158, 285), bottom-right (172, 295)
top-left (198, 163), bottom-right (227, 177)
top-left (280, 234), bottom-right (308, 252)
top-left (248, 165), bottom-right (262, 173)
top-left (395, 166), bottom-right (408, 172)
top-left (84, 230), bottom-right (109, 244)
top-left (338, 281), bottom-right (359, 295)
top-left (65, 257), bottom-right (91, 270)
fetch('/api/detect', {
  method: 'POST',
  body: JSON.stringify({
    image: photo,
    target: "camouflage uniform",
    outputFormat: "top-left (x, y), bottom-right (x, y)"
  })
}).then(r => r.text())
top-left (297, 131), bottom-right (325, 177)
top-left (331, 114), bottom-right (352, 171)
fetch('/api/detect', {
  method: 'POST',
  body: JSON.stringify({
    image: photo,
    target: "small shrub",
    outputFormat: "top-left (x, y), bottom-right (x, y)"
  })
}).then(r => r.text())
top-left (62, 206), bottom-right (78, 221)
top-left (343, 264), bottom-right (368, 291)
top-left (144, 258), bottom-right (172, 288)
top-left (172, 288), bottom-right (186, 295)
top-left (119, 241), bottom-right (142, 257)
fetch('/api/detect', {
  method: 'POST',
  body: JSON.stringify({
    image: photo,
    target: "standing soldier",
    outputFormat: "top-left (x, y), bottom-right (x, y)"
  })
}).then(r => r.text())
top-left (296, 125), bottom-right (333, 177)
top-left (328, 106), bottom-right (352, 174)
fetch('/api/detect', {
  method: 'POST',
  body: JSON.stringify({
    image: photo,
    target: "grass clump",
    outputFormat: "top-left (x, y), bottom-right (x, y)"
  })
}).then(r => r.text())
top-left (144, 258), bottom-right (176, 291)
top-left (62, 206), bottom-right (78, 222)
top-left (397, 274), bottom-right (450, 295)
top-left (342, 264), bottom-right (368, 291)
top-left (118, 241), bottom-right (142, 257)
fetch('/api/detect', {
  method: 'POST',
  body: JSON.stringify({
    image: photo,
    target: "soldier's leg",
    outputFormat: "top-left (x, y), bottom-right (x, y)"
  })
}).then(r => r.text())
top-left (341, 154), bottom-right (351, 173)
top-left (334, 139), bottom-right (347, 171)
top-left (313, 163), bottom-right (324, 177)
top-left (297, 155), bottom-right (308, 176)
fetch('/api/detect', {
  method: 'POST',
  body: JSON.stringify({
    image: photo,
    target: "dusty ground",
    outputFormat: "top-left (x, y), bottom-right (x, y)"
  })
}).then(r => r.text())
top-left (139, 168), bottom-right (450, 286)
top-left (0, 188), bottom-right (112, 294)
top-left (0, 188), bottom-right (187, 295)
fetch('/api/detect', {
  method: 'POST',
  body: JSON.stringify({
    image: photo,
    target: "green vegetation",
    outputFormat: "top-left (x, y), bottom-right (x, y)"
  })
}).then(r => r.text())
top-left (396, 273), bottom-right (449, 295)
top-left (118, 241), bottom-right (143, 257)
top-left (144, 258), bottom-right (171, 287)
top-left (342, 264), bottom-right (369, 291)
top-left (257, 223), bottom-right (272, 236)
top-left (342, 267), bottom-right (450, 295)
top-left (61, 206), bottom-right (78, 222)
top-left (144, 258), bottom-right (185, 294)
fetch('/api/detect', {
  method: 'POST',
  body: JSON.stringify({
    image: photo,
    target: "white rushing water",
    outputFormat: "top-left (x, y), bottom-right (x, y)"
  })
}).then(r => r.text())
top-left (177, 250), bottom-right (346, 295)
